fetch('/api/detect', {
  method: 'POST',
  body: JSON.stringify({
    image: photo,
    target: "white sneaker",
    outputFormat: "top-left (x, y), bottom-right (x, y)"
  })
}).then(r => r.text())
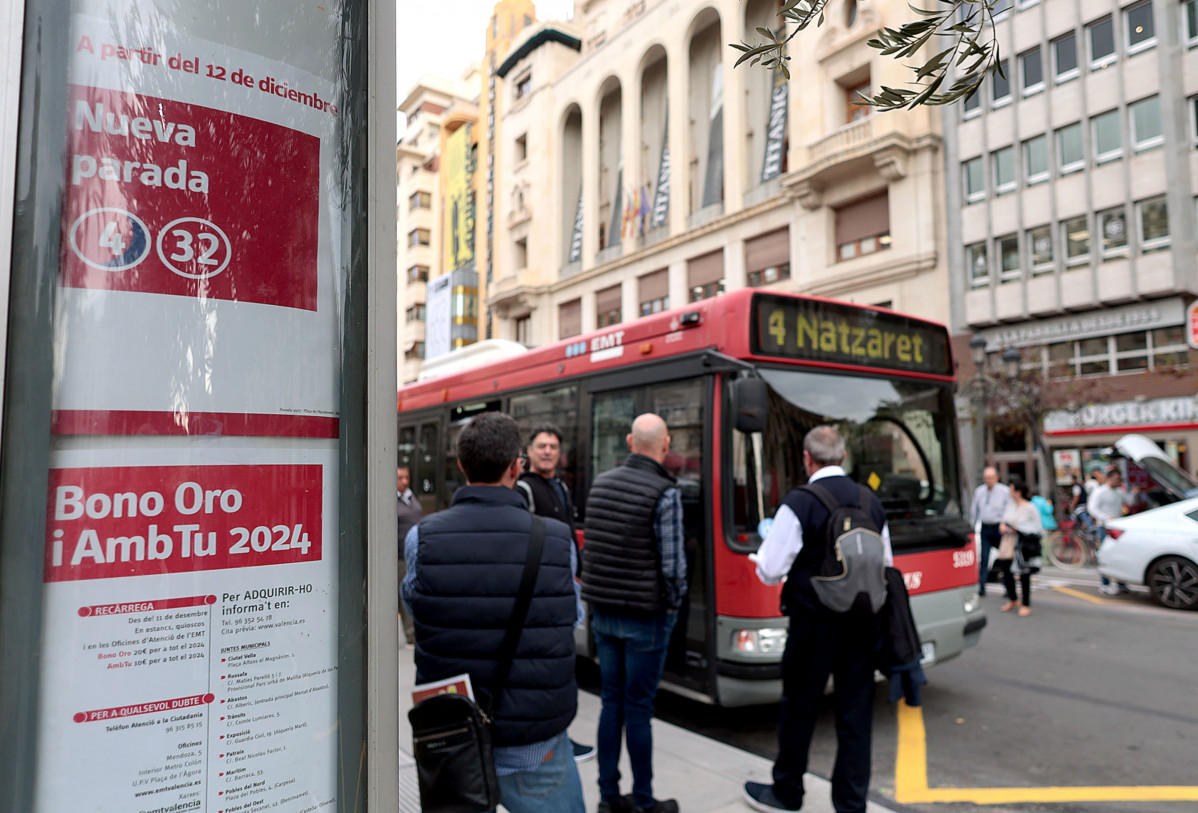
top-left (1099, 583), bottom-right (1119, 596)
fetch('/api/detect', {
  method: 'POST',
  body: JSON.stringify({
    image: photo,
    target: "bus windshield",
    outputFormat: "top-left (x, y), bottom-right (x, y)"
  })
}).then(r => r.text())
top-left (730, 367), bottom-right (966, 552)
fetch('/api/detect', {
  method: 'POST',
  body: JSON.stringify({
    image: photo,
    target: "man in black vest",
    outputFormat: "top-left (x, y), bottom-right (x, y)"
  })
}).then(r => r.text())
top-left (743, 426), bottom-right (892, 813)
top-left (582, 413), bottom-right (687, 813)
top-left (515, 423), bottom-right (596, 765)
top-left (402, 412), bottom-right (585, 813)
top-left (396, 465), bottom-right (422, 646)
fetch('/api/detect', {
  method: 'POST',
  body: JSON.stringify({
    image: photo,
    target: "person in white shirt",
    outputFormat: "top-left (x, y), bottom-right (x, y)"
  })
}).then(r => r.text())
top-left (971, 467), bottom-right (1010, 596)
top-left (1086, 468), bottom-right (1136, 595)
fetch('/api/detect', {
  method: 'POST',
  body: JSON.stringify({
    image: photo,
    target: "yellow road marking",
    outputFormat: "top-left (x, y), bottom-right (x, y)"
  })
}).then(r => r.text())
top-left (1051, 585), bottom-right (1108, 604)
top-left (893, 701), bottom-right (1198, 804)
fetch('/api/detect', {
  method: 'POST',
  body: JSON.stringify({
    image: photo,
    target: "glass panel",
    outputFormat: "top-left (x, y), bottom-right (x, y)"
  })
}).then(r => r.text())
top-left (1080, 360), bottom-right (1110, 375)
top-left (1140, 198), bottom-right (1170, 245)
top-left (1126, 1), bottom-right (1155, 48)
top-left (1079, 337), bottom-right (1109, 358)
top-left (994, 147), bottom-right (1015, 191)
top-left (1100, 208), bottom-right (1129, 254)
top-left (731, 370), bottom-right (963, 550)
top-left (999, 235), bottom-right (1020, 277)
top-left (1153, 326), bottom-right (1186, 347)
top-left (992, 60), bottom-right (1011, 102)
top-left (1021, 48), bottom-right (1043, 90)
top-left (1054, 33), bottom-right (1078, 78)
top-left (1116, 332), bottom-right (1148, 353)
top-left (1058, 124), bottom-right (1084, 170)
top-left (1089, 17), bottom-right (1116, 63)
top-left (510, 385), bottom-right (580, 495)
top-left (1131, 96), bottom-right (1162, 147)
top-left (968, 243), bottom-right (989, 284)
top-left (590, 391), bottom-right (637, 486)
top-left (1025, 135), bottom-right (1047, 180)
top-left (1064, 216), bottom-right (1090, 259)
top-left (1029, 225), bottom-right (1053, 269)
top-left (964, 88), bottom-right (981, 113)
top-left (1093, 110), bottom-right (1122, 160)
top-left (1117, 355), bottom-right (1149, 371)
top-left (965, 157), bottom-right (984, 198)
top-left (1188, 0), bottom-right (1198, 43)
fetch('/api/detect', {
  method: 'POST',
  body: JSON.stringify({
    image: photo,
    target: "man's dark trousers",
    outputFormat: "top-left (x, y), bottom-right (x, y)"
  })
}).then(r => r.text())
top-left (772, 606), bottom-right (876, 813)
top-left (978, 523), bottom-right (1002, 594)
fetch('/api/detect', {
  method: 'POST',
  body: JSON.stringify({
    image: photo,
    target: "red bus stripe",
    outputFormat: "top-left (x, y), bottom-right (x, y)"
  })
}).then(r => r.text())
top-left (51, 410), bottom-right (339, 439)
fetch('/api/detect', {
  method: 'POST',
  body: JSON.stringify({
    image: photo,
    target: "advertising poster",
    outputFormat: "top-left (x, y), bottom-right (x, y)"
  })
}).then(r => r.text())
top-left (1053, 448), bottom-right (1080, 485)
top-left (442, 124), bottom-right (474, 272)
top-left (33, 7), bottom-right (350, 812)
top-left (35, 445), bottom-right (339, 813)
top-left (52, 13), bottom-right (344, 429)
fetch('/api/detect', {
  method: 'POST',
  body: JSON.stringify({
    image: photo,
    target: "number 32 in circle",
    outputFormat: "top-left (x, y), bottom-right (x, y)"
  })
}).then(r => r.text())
top-left (156, 216), bottom-right (232, 279)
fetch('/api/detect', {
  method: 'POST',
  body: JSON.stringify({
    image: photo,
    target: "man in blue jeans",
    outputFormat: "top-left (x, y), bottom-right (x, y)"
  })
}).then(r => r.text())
top-left (581, 413), bottom-right (687, 813)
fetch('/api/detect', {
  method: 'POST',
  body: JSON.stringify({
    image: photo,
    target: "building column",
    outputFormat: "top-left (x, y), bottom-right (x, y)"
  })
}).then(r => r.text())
top-left (668, 258), bottom-right (688, 308)
top-left (720, 0), bottom-right (745, 215)
top-left (582, 100), bottom-right (600, 270)
top-left (667, 34), bottom-right (689, 238)
top-left (622, 70), bottom-right (644, 252)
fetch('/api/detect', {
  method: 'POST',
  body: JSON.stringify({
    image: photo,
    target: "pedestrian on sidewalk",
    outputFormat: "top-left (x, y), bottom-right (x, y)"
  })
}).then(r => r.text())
top-left (581, 413), bottom-right (687, 813)
top-left (997, 481), bottom-right (1043, 616)
top-left (515, 422), bottom-right (596, 765)
top-left (1087, 468), bottom-right (1136, 595)
top-left (396, 465), bottom-right (421, 647)
top-left (971, 467), bottom-right (1010, 596)
top-left (402, 412), bottom-right (585, 813)
top-left (743, 425), bottom-right (892, 813)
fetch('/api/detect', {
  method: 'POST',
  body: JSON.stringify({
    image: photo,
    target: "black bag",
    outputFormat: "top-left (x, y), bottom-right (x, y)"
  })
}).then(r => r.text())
top-left (407, 516), bottom-right (545, 813)
top-left (1017, 531), bottom-right (1042, 560)
top-left (410, 693), bottom-right (500, 813)
top-left (802, 483), bottom-right (888, 614)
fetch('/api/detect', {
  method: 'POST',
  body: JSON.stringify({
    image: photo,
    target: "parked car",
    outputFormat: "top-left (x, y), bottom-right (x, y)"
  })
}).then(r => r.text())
top-left (1101, 498), bottom-right (1198, 610)
top-left (1107, 433), bottom-right (1198, 508)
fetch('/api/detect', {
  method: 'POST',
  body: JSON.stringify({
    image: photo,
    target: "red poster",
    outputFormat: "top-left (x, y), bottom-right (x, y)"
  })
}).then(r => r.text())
top-left (59, 84), bottom-right (319, 310)
top-left (45, 464), bottom-right (323, 582)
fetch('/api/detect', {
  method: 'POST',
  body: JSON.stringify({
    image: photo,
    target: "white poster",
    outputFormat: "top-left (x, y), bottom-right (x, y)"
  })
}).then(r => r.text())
top-left (425, 274), bottom-right (452, 360)
top-left (35, 443), bottom-right (339, 812)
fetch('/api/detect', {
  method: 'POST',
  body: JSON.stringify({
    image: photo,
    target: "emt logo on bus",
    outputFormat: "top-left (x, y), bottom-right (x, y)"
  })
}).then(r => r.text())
top-left (750, 294), bottom-right (952, 377)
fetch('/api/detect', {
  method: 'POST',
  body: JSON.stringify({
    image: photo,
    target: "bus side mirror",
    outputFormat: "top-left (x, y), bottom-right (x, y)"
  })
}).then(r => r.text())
top-left (733, 378), bottom-right (768, 434)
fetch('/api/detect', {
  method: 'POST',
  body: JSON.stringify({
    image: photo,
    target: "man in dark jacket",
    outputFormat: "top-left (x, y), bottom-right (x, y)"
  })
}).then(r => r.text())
top-left (743, 425), bottom-right (892, 813)
top-left (402, 412), bottom-right (584, 812)
top-left (582, 413), bottom-right (687, 813)
top-left (515, 423), bottom-right (596, 764)
top-left (396, 465), bottom-right (422, 645)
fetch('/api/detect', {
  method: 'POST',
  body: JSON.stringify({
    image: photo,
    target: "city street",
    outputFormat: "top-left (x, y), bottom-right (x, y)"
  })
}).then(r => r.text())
top-left (597, 567), bottom-right (1198, 812)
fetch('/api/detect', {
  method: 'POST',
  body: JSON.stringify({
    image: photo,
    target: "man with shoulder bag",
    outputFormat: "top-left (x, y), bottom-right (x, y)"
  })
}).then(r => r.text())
top-left (403, 412), bottom-right (584, 813)
top-left (743, 425), bottom-right (892, 813)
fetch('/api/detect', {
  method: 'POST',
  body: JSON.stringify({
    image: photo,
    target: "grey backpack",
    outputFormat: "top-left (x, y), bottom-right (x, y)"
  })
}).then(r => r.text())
top-left (801, 482), bottom-right (888, 614)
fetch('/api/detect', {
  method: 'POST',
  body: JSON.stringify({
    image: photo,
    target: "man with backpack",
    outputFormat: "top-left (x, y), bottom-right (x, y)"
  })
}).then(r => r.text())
top-left (743, 425), bottom-right (892, 813)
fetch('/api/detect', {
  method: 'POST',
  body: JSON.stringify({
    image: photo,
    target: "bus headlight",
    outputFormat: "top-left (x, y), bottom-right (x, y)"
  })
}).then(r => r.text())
top-left (734, 628), bottom-right (788, 654)
top-left (963, 592), bottom-right (980, 614)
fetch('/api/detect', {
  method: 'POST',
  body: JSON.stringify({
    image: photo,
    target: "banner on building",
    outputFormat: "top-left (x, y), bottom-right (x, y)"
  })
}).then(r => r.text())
top-left (701, 63), bottom-right (724, 209)
top-left (760, 35), bottom-right (788, 183)
top-left (650, 113), bottom-right (670, 230)
top-left (443, 124), bottom-right (475, 271)
top-left (568, 189), bottom-right (583, 264)
top-left (607, 167), bottom-right (622, 247)
top-left (426, 273), bottom-right (453, 360)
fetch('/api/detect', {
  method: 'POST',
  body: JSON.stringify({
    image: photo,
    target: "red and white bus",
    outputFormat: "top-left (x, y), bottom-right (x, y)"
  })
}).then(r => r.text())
top-left (397, 289), bottom-right (985, 706)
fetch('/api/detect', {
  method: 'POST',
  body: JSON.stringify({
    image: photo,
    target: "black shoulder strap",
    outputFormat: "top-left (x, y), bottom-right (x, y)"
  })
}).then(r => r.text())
top-left (484, 515), bottom-right (544, 718)
top-left (800, 481), bottom-right (841, 515)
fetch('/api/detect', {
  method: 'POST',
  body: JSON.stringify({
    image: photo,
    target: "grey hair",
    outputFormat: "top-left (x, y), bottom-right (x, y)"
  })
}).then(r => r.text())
top-left (804, 425), bottom-right (845, 467)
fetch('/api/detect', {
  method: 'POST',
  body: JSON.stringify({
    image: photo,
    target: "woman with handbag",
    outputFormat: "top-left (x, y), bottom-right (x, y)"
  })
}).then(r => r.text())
top-left (997, 481), bottom-right (1043, 617)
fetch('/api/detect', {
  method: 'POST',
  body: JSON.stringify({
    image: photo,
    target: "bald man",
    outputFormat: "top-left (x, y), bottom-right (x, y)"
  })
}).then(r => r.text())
top-left (581, 413), bottom-right (686, 813)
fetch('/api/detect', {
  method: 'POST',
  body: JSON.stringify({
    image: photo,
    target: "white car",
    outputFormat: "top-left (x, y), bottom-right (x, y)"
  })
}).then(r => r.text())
top-left (1101, 499), bottom-right (1198, 610)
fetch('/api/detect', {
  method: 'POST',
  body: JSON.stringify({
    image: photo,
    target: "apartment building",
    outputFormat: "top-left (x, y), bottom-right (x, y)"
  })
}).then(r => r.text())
top-left (483, 0), bottom-right (950, 347)
top-left (944, 0), bottom-right (1198, 486)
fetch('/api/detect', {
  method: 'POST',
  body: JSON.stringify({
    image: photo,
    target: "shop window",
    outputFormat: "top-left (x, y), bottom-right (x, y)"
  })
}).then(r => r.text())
top-left (1021, 48), bottom-right (1044, 95)
top-left (834, 192), bottom-right (891, 260)
top-left (967, 242), bottom-right (989, 287)
top-left (1087, 17), bottom-right (1117, 69)
top-left (1024, 135), bottom-right (1048, 184)
top-left (993, 146), bottom-right (1016, 194)
top-left (1092, 110), bottom-right (1122, 163)
top-left (1078, 336), bottom-right (1111, 375)
top-left (1099, 207), bottom-right (1129, 257)
top-left (964, 156), bottom-right (985, 201)
top-left (1063, 215), bottom-right (1090, 264)
top-left (1057, 123), bottom-right (1084, 174)
top-left (1151, 326), bottom-right (1190, 368)
top-left (1138, 196), bottom-right (1170, 251)
top-left (1125, 0), bottom-right (1156, 53)
top-left (1115, 331), bottom-right (1150, 372)
top-left (1054, 33), bottom-right (1079, 82)
top-left (1027, 225), bottom-right (1054, 273)
top-left (1130, 96), bottom-right (1163, 151)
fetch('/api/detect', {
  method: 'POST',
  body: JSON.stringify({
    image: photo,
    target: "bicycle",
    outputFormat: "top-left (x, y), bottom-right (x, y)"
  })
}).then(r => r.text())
top-left (1045, 514), bottom-right (1102, 569)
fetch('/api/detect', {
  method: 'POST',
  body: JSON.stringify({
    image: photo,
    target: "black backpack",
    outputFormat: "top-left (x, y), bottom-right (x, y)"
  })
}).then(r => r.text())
top-left (801, 482), bottom-right (888, 615)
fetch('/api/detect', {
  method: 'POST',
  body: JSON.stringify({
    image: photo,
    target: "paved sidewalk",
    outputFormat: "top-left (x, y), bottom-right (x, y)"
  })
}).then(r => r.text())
top-left (399, 645), bottom-right (899, 813)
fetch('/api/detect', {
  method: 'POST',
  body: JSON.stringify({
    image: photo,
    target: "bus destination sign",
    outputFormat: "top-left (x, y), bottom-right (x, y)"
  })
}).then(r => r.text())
top-left (750, 294), bottom-right (953, 376)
